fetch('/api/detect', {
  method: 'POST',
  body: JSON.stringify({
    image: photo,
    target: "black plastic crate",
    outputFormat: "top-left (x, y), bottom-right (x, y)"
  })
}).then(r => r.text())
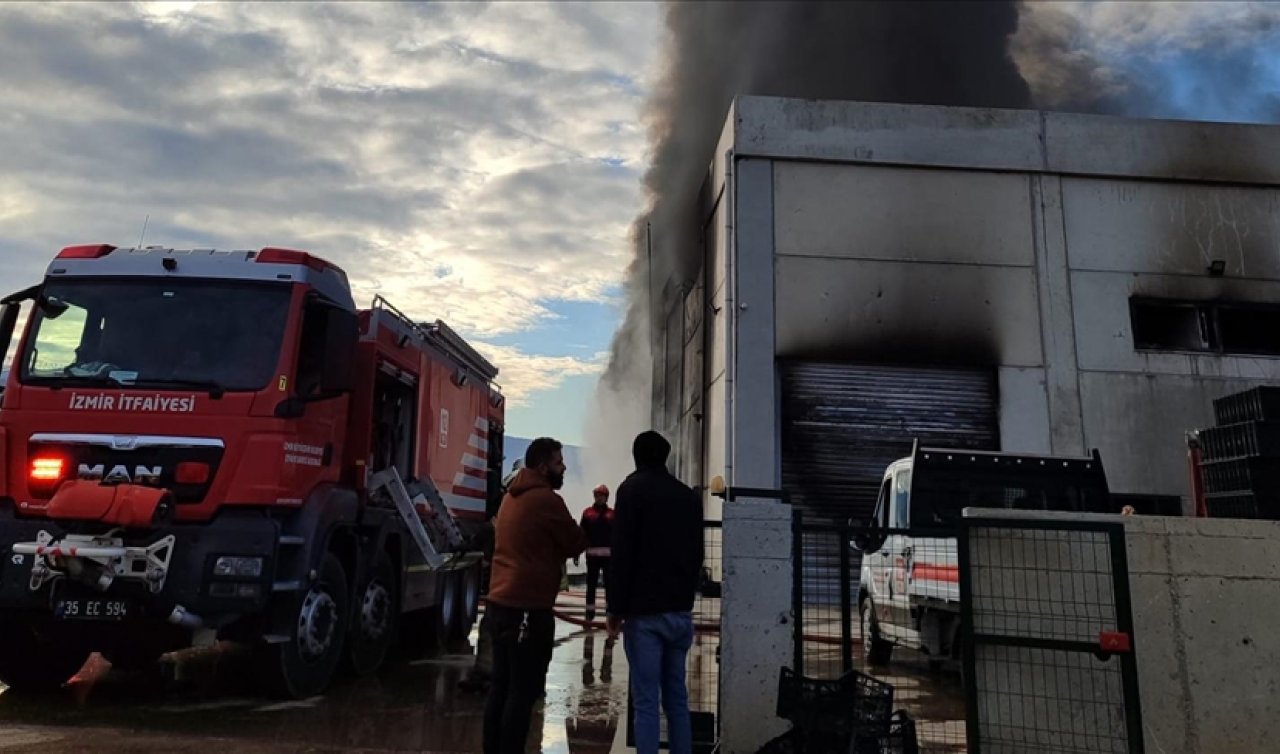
top-left (1199, 457), bottom-right (1280, 495)
top-left (1200, 422), bottom-right (1280, 461)
top-left (777, 667), bottom-right (893, 725)
top-left (777, 667), bottom-right (894, 746)
top-left (1214, 387), bottom-right (1280, 425)
top-left (849, 711), bottom-right (919, 754)
top-left (1204, 491), bottom-right (1280, 520)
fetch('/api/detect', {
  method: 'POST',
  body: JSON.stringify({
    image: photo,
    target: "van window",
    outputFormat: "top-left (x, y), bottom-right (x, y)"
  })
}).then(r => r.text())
top-left (890, 469), bottom-right (911, 528)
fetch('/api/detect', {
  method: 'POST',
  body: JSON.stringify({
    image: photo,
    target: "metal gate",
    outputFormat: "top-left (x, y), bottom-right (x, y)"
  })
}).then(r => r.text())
top-left (960, 516), bottom-right (1144, 754)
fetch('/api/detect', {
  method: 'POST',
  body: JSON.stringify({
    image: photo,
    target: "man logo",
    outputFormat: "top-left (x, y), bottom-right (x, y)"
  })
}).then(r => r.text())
top-left (78, 464), bottom-right (163, 485)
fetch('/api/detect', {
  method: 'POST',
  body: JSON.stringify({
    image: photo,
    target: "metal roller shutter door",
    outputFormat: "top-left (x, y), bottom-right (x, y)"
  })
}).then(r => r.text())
top-left (781, 361), bottom-right (1000, 526)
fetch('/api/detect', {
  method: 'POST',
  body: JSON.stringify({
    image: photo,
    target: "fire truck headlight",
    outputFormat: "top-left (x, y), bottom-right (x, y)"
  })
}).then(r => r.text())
top-left (213, 556), bottom-right (264, 578)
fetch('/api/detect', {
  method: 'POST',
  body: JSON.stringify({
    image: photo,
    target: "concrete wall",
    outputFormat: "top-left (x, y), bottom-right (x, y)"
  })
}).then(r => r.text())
top-left (1125, 514), bottom-right (1280, 754)
top-left (719, 500), bottom-right (793, 753)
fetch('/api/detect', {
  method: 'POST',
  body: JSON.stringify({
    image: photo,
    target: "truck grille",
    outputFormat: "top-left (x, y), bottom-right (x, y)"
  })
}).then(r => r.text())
top-left (28, 434), bottom-right (225, 504)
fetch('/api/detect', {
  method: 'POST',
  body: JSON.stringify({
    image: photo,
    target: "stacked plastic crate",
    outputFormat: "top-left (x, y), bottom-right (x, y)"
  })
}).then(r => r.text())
top-left (1199, 387), bottom-right (1280, 519)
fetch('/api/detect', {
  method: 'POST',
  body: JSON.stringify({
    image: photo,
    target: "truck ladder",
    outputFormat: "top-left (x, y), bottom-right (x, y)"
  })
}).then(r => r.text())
top-left (366, 467), bottom-right (465, 570)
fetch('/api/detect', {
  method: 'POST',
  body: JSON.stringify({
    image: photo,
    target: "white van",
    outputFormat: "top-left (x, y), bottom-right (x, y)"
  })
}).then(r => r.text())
top-left (854, 445), bottom-right (1112, 668)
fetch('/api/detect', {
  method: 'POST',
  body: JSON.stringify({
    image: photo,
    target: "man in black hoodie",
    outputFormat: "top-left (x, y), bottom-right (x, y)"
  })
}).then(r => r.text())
top-left (606, 431), bottom-right (703, 754)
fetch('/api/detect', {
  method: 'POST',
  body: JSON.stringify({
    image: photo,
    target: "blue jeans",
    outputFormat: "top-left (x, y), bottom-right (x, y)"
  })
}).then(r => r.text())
top-left (624, 612), bottom-right (694, 754)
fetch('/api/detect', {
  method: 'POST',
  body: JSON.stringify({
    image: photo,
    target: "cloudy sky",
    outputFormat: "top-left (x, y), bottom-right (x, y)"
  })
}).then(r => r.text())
top-left (3, 1), bottom-right (1276, 447)
top-left (0, 1), bottom-right (660, 445)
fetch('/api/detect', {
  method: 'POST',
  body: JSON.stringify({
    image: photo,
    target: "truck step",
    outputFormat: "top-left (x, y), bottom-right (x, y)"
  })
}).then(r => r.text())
top-left (278, 536), bottom-right (306, 546)
top-left (272, 580), bottom-right (303, 593)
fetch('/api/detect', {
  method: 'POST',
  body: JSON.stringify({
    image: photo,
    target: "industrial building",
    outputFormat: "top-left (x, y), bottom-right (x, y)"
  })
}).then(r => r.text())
top-left (652, 95), bottom-right (1280, 526)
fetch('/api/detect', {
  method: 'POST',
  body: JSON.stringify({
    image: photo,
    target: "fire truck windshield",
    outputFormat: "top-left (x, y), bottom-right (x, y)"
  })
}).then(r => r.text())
top-left (20, 280), bottom-right (291, 393)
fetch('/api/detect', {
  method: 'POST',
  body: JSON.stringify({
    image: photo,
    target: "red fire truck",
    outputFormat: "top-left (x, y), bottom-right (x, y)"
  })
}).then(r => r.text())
top-left (0, 244), bottom-right (505, 697)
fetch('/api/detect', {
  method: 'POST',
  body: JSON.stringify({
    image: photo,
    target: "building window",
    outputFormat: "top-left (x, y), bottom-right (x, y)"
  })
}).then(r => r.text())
top-left (1131, 300), bottom-right (1209, 351)
top-left (1130, 298), bottom-right (1280, 357)
top-left (1217, 305), bottom-right (1280, 355)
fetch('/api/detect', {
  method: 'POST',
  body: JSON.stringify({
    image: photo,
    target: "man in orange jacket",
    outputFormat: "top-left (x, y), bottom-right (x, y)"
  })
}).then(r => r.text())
top-left (483, 437), bottom-right (586, 754)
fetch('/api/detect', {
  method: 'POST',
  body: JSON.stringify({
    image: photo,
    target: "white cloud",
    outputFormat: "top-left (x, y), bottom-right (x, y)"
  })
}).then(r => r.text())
top-left (0, 1), bottom-right (660, 403)
top-left (471, 343), bottom-right (605, 407)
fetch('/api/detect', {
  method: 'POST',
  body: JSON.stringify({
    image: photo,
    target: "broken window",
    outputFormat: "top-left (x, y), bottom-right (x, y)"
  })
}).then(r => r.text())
top-left (1218, 305), bottom-right (1280, 355)
top-left (1130, 300), bottom-right (1211, 351)
top-left (1130, 298), bottom-right (1280, 357)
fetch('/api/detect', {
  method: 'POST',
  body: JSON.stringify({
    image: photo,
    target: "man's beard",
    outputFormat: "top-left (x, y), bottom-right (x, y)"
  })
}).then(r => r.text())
top-left (548, 471), bottom-right (564, 490)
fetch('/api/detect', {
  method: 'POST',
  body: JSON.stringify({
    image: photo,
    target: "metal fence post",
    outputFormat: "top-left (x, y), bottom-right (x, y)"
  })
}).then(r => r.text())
top-left (838, 524), bottom-right (853, 674)
top-left (958, 518), bottom-right (980, 754)
top-left (791, 507), bottom-right (803, 676)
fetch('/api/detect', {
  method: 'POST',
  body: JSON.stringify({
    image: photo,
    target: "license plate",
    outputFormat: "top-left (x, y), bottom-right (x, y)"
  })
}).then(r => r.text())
top-left (54, 597), bottom-right (130, 621)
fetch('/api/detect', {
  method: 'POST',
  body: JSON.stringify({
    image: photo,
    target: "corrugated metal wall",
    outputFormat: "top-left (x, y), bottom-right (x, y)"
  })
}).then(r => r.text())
top-left (780, 361), bottom-right (999, 525)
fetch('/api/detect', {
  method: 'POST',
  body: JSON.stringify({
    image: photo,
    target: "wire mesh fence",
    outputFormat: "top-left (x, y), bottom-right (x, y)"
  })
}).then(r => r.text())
top-left (691, 521), bottom-right (722, 745)
top-left (962, 520), bottom-right (1142, 754)
top-left (792, 511), bottom-right (968, 753)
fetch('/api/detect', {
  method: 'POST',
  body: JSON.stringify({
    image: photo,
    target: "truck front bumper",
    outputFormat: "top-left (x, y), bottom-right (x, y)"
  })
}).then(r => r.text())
top-left (0, 504), bottom-right (280, 629)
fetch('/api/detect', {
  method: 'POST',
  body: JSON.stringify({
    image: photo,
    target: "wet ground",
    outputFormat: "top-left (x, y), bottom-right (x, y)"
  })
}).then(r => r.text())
top-left (0, 593), bottom-right (964, 753)
top-left (803, 607), bottom-right (968, 753)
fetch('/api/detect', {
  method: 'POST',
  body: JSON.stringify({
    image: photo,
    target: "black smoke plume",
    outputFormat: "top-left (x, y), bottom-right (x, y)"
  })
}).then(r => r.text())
top-left (601, 1), bottom-right (1031, 388)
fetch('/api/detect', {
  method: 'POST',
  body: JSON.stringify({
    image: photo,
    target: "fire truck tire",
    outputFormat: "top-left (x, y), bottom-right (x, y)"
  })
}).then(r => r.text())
top-left (860, 599), bottom-right (893, 667)
top-left (452, 565), bottom-right (481, 640)
top-left (256, 552), bottom-right (350, 698)
top-left (0, 618), bottom-right (90, 692)
top-left (344, 549), bottom-right (399, 677)
top-left (436, 570), bottom-right (460, 642)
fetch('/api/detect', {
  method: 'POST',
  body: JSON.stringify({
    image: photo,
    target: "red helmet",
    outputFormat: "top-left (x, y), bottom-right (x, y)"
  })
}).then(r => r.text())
top-left (593, 484), bottom-right (609, 497)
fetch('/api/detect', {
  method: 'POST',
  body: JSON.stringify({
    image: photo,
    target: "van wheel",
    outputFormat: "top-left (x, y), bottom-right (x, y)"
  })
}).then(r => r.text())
top-left (344, 549), bottom-right (398, 676)
top-left (860, 599), bottom-right (893, 667)
top-left (257, 552), bottom-right (349, 698)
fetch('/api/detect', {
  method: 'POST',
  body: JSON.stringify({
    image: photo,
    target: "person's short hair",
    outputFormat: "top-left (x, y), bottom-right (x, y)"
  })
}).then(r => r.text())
top-left (632, 430), bottom-right (671, 467)
top-left (525, 437), bottom-right (563, 469)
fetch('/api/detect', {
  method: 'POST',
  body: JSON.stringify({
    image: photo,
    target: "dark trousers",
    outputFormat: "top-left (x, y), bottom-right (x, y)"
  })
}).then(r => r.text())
top-left (483, 604), bottom-right (555, 754)
top-left (585, 556), bottom-right (610, 611)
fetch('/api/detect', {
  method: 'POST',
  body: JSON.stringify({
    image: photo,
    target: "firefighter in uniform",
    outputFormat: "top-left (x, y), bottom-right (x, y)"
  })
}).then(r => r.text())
top-left (576, 484), bottom-right (615, 626)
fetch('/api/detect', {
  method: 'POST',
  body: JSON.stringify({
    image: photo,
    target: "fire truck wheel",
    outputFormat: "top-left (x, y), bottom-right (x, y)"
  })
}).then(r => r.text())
top-left (860, 599), bottom-right (893, 667)
top-left (452, 565), bottom-right (481, 640)
top-left (344, 549), bottom-right (398, 676)
top-left (0, 618), bottom-right (90, 692)
top-left (436, 571), bottom-right (460, 642)
top-left (256, 552), bottom-right (350, 698)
